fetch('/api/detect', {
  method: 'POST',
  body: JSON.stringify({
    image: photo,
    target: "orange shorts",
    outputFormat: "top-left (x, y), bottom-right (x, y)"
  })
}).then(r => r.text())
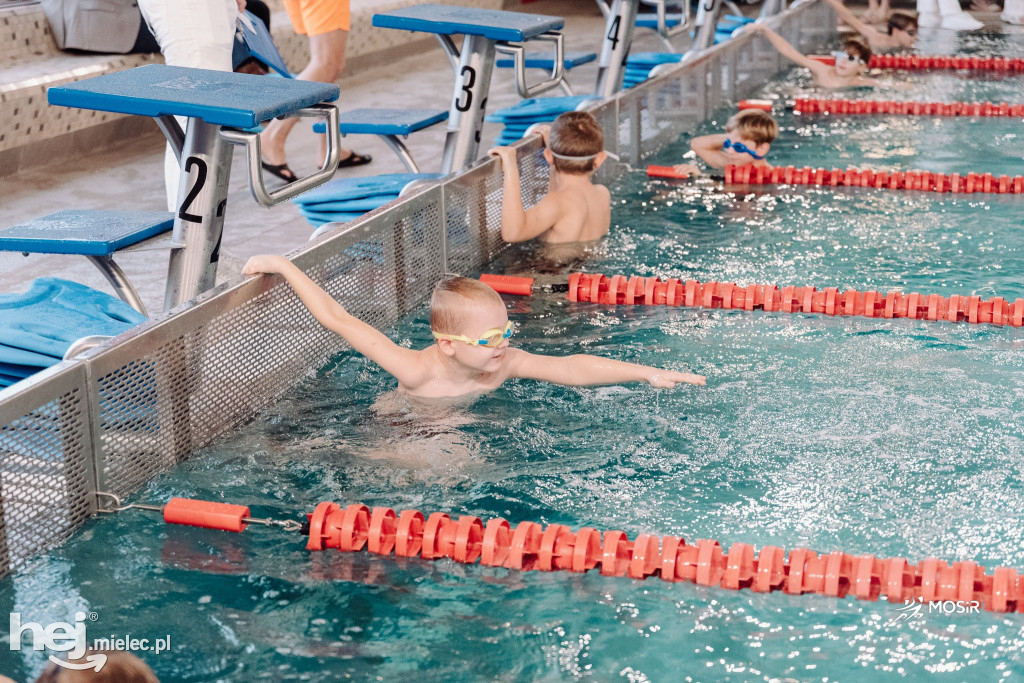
top-left (283, 0), bottom-right (351, 36)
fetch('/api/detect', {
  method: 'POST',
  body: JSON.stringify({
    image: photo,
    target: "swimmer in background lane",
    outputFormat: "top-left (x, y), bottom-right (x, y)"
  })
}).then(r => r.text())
top-left (488, 111), bottom-right (611, 244)
top-left (242, 257), bottom-right (705, 398)
top-left (748, 23), bottom-right (875, 88)
top-left (673, 109), bottom-right (779, 176)
top-left (823, 0), bottom-right (918, 52)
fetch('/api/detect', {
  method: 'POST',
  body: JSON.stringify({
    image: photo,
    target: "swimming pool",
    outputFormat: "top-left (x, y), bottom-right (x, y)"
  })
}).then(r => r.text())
top-left (4, 29), bottom-right (1024, 683)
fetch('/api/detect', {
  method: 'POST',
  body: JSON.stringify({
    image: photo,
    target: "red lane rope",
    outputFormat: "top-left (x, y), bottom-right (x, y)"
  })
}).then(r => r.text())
top-left (794, 97), bottom-right (1024, 117)
top-left (304, 502), bottom-right (1024, 613)
top-left (724, 164), bottom-right (1024, 194)
top-left (565, 273), bottom-right (1024, 328)
top-left (811, 54), bottom-right (1024, 71)
top-left (870, 54), bottom-right (1024, 71)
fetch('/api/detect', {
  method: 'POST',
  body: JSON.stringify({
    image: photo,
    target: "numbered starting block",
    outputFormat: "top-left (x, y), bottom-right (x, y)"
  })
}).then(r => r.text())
top-left (373, 4), bottom-right (567, 173)
top-left (47, 64), bottom-right (341, 311)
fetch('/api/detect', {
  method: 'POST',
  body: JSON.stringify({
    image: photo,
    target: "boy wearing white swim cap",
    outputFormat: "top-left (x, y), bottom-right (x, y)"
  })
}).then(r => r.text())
top-left (488, 111), bottom-right (611, 244)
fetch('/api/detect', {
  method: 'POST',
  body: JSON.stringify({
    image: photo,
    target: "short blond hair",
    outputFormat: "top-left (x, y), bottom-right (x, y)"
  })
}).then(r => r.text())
top-left (725, 109), bottom-right (779, 145)
top-left (548, 111), bottom-right (604, 175)
top-left (429, 276), bottom-right (503, 335)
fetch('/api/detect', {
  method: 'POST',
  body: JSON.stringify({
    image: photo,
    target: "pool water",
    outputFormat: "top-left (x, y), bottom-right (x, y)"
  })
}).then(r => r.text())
top-left (4, 35), bottom-right (1024, 683)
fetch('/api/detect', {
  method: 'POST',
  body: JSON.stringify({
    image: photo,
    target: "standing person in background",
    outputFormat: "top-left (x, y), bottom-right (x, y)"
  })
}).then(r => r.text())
top-left (259, 0), bottom-right (372, 183)
top-left (136, 0), bottom-right (241, 211)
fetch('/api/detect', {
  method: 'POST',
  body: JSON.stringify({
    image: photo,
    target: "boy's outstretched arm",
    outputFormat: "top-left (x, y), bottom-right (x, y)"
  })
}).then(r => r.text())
top-left (489, 146), bottom-right (562, 243)
top-left (749, 24), bottom-right (828, 75)
top-left (508, 349), bottom-right (705, 388)
top-left (242, 255), bottom-right (426, 387)
top-left (823, 0), bottom-right (883, 42)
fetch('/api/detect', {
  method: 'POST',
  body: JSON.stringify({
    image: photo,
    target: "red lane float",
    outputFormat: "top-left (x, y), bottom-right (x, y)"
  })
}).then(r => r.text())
top-left (306, 501), bottom-right (1024, 613)
top-left (479, 273), bottom-right (534, 296)
top-left (647, 165), bottom-right (691, 179)
top-left (565, 273), bottom-right (1024, 328)
top-left (163, 498), bottom-right (251, 532)
top-left (724, 164), bottom-right (1024, 195)
top-left (794, 97), bottom-right (1024, 117)
top-left (809, 54), bottom-right (1024, 71)
top-left (738, 99), bottom-right (773, 111)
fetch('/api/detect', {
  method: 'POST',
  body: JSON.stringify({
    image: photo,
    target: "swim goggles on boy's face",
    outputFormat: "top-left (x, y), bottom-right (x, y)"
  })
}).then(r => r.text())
top-left (432, 321), bottom-right (514, 346)
top-left (723, 138), bottom-right (766, 160)
top-left (831, 50), bottom-right (866, 66)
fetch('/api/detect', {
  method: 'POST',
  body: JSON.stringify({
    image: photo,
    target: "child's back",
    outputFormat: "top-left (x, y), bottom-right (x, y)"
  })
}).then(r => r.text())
top-left (491, 111), bottom-right (611, 244)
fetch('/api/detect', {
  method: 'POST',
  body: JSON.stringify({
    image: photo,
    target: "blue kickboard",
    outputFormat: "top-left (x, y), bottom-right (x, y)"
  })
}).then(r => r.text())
top-left (0, 209), bottom-right (174, 256)
top-left (48, 64), bottom-right (338, 129)
top-left (296, 194), bottom-right (399, 213)
top-left (627, 52), bottom-right (685, 68)
top-left (373, 4), bottom-right (563, 42)
top-left (299, 210), bottom-right (371, 225)
top-left (0, 278), bottom-right (146, 362)
top-left (496, 51), bottom-right (598, 70)
top-left (311, 108), bottom-right (448, 136)
top-left (486, 96), bottom-right (592, 122)
top-left (294, 173), bottom-right (440, 205)
top-left (237, 10), bottom-right (292, 77)
top-left (635, 13), bottom-right (685, 29)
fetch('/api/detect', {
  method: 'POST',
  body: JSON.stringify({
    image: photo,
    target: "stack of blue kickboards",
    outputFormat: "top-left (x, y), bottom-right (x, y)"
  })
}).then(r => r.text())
top-left (0, 278), bottom-right (147, 389)
top-left (622, 52), bottom-right (685, 89)
top-left (714, 14), bottom-right (756, 44)
top-left (292, 173), bottom-right (441, 228)
top-left (487, 95), bottom-right (598, 146)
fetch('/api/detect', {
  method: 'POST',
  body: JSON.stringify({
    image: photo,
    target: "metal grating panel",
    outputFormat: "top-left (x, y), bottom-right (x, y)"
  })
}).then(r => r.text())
top-left (0, 365), bottom-right (95, 579)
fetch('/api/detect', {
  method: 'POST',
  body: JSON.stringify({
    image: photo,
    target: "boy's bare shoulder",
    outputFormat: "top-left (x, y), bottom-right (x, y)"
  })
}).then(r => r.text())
top-left (394, 346), bottom-right (439, 390)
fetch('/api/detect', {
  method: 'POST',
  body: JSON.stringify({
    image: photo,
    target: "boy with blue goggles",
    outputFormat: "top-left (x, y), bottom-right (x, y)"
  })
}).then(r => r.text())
top-left (673, 109), bottom-right (778, 176)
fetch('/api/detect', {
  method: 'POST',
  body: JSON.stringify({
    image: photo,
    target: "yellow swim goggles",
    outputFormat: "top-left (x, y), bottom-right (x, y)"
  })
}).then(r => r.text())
top-left (432, 321), bottom-right (514, 346)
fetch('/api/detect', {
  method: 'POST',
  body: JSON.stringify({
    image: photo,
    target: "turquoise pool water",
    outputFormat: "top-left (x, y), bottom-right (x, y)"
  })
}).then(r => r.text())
top-left (4, 37), bottom-right (1024, 683)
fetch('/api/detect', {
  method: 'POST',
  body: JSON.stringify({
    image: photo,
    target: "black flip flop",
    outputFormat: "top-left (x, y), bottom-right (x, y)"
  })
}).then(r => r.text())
top-left (337, 151), bottom-right (373, 169)
top-left (261, 161), bottom-right (297, 182)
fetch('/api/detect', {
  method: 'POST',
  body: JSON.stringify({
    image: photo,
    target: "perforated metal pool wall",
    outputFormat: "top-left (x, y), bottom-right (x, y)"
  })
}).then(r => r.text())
top-left (0, 1), bottom-right (834, 580)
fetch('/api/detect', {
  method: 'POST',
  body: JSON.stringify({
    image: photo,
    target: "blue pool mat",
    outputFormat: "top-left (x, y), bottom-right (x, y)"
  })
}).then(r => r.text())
top-left (372, 4), bottom-right (563, 43)
top-left (296, 195), bottom-right (399, 213)
top-left (486, 96), bottom-right (593, 122)
top-left (0, 278), bottom-right (146, 363)
top-left (294, 173), bottom-right (440, 206)
top-left (311, 108), bottom-right (449, 136)
top-left (495, 51), bottom-right (597, 70)
top-left (48, 64), bottom-right (339, 129)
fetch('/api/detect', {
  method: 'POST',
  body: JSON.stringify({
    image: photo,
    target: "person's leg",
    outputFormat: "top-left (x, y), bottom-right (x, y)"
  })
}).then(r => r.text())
top-left (137, 0), bottom-right (237, 209)
top-left (259, 29), bottom-right (347, 172)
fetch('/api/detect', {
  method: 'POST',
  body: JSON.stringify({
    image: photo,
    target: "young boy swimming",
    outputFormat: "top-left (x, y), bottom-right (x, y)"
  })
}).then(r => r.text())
top-left (824, 0), bottom-right (918, 51)
top-left (673, 109), bottom-right (779, 176)
top-left (488, 111), bottom-right (611, 244)
top-left (749, 23), bottom-right (875, 88)
top-left (242, 255), bottom-right (705, 398)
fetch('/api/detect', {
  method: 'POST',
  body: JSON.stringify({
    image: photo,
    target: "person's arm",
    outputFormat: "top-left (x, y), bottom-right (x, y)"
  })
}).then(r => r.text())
top-left (242, 255), bottom-right (427, 387)
top-left (823, 0), bottom-right (884, 41)
top-left (489, 146), bottom-right (563, 243)
top-left (749, 24), bottom-right (829, 76)
top-left (508, 349), bottom-right (705, 388)
top-left (688, 133), bottom-right (731, 170)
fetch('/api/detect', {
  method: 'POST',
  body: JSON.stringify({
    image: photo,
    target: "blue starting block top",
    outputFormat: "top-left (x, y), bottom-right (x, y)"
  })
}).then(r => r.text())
top-left (0, 210), bottom-right (174, 256)
top-left (311, 108), bottom-right (449, 136)
top-left (636, 13), bottom-right (685, 29)
top-left (496, 51), bottom-right (597, 71)
top-left (47, 64), bottom-right (339, 129)
top-left (372, 4), bottom-right (563, 43)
